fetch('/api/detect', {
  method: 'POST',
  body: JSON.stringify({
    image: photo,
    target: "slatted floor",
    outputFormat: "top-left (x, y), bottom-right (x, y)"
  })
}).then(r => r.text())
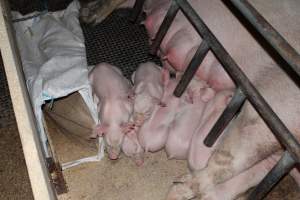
top-left (81, 8), bottom-right (161, 80)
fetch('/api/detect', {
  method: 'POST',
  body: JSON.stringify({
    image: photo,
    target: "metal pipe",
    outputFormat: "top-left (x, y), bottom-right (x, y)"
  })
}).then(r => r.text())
top-left (204, 87), bottom-right (246, 147)
top-left (248, 151), bottom-right (296, 200)
top-left (150, 0), bottom-right (179, 55)
top-left (176, 0), bottom-right (300, 162)
top-left (230, 0), bottom-right (300, 78)
top-left (174, 41), bottom-right (210, 97)
top-left (130, 0), bottom-right (146, 23)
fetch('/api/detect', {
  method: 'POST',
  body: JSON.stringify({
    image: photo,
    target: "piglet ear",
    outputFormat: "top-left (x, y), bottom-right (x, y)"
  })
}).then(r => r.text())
top-left (131, 71), bottom-right (136, 83)
top-left (90, 123), bottom-right (108, 138)
top-left (161, 68), bottom-right (170, 86)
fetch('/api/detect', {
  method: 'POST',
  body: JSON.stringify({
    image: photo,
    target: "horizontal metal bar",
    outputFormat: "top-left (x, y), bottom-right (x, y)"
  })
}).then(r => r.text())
top-left (176, 0), bottom-right (300, 162)
top-left (174, 41), bottom-right (210, 97)
top-left (204, 87), bottom-right (246, 147)
top-left (230, 0), bottom-right (300, 78)
top-left (150, 0), bottom-right (179, 55)
top-left (248, 151), bottom-right (296, 200)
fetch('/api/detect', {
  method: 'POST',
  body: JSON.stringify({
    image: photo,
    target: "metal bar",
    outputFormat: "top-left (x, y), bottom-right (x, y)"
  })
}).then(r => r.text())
top-left (46, 158), bottom-right (68, 195)
top-left (204, 87), bottom-right (246, 147)
top-left (150, 0), bottom-right (179, 55)
top-left (174, 41), bottom-right (210, 96)
top-left (248, 151), bottom-right (296, 200)
top-left (130, 0), bottom-right (146, 23)
top-left (230, 0), bottom-right (300, 78)
top-left (176, 0), bottom-right (300, 162)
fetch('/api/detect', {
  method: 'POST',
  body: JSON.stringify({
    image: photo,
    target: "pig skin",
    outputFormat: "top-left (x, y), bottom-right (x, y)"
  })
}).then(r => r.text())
top-left (165, 80), bottom-right (215, 160)
top-left (166, 67), bottom-right (300, 200)
top-left (121, 62), bottom-right (164, 165)
top-left (89, 63), bottom-right (133, 160)
top-left (160, 0), bottom-right (300, 198)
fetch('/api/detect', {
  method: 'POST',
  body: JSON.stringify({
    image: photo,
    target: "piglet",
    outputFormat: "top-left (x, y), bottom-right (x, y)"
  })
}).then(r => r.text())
top-left (132, 62), bottom-right (164, 125)
top-left (137, 69), bottom-right (175, 152)
top-left (138, 70), bottom-right (191, 152)
top-left (188, 89), bottom-right (234, 171)
top-left (122, 130), bottom-right (144, 166)
top-left (165, 80), bottom-right (215, 160)
top-left (89, 63), bottom-right (133, 160)
top-left (121, 62), bottom-right (164, 165)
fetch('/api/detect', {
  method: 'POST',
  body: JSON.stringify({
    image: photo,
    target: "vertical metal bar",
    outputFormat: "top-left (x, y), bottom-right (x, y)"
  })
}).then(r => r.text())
top-left (173, 41), bottom-right (210, 97)
top-left (230, 0), bottom-right (300, 78)
top-left (130, 0), bottom-right (146, 23)
top-left (150, 0), bottom-right (180, 55)
top-left (248, 151), bottom-right (296, 200)
top-left (204, 87), bottom-right (246, 147)
top-left (176, 0), bottom-right (300, 162)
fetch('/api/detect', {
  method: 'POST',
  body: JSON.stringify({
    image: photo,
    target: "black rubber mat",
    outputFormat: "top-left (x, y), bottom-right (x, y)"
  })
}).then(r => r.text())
top-left (8, 0), bottom-right (73, 15)
top-left (81, 8), bottom-right (161, 80)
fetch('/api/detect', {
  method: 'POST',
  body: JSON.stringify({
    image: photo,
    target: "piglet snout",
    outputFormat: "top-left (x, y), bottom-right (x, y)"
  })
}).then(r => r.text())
top-left (107, 147), bottom-right (121, 160)
top-left (109, 152), bottom-right (119, 160)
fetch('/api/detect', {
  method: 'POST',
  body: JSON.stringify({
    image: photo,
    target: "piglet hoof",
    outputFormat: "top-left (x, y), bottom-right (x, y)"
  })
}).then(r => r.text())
top-left (121, 123), bottom-right (135, 134)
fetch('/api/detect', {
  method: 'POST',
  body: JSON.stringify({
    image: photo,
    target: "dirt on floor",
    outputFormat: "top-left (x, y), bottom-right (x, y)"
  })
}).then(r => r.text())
top-left (59, 151), bottom-right (188, 200)
top-left (57, 150), bottom-right (300, 200)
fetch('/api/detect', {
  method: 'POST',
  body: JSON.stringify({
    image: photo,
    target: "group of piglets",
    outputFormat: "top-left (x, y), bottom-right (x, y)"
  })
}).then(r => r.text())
top-left (88, 61), bottom-right (232, 168)
top-left (142, 0), bottom-right (300, 199)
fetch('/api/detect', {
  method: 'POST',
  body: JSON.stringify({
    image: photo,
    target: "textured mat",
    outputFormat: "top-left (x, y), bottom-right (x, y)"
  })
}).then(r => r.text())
top-left (81, 8), bottom-right (161, 80)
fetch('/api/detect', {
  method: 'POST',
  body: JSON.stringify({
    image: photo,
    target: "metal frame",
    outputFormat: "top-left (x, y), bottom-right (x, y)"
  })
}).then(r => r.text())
top-left (131, 0), bottom-right (300, 199)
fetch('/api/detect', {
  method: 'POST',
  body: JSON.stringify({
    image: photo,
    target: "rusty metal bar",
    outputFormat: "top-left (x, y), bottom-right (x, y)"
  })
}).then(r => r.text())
top-left (150, 0), bottom-right (179, 55)
top-left (204, 87), bottom-right (246, 147)
top-left (173, 41), bottom-right (210, 96)
top-left (46, 157), bottom-right (68, 194)
top-left (248, 151), bottom-right (296, 200)
top-left (130, 0), bottom-right (146, 23)
top-left (230, 0), bottom-right (300, 78)
top-left (176, 0), bottom-right (300, 163)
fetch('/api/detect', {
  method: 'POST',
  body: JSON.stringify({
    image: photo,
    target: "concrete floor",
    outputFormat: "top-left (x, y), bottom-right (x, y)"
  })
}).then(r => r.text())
top-left (0, 55), bottom-right (34, 200)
